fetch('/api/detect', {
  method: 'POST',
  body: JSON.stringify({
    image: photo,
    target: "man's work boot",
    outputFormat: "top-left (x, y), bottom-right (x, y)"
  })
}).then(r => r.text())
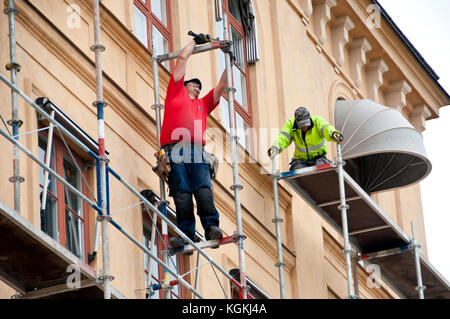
top-left (207, 226), bottom-right (223, 249)
top-left (169, 237), bottom-right (193, 256)
top-left (169, 237), bottom-right (185, 248)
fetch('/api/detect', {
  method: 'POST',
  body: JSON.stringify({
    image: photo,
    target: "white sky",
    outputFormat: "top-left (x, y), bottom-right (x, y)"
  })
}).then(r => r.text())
top-left (377, 0), bottom-right (450, 282)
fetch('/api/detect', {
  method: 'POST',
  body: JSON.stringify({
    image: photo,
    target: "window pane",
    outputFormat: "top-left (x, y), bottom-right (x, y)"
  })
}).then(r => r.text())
top-left (40, 195), bottom-right (58, 240)
top-left (134, 5), bottom-right (148, 47)
top-left (231, 27), bottom-right (245, 69)
top-left (66, 209), bottom-right (84, 258)
top-left (38, 136), bottom-right (58, 240)
top-left (144, 231), bottom-right (160, 299)
top-left (153, 27), bottom-right (169, 67)
top-left (220, 97), bottom-right (231, 133)
top-left (151, 0), bottom-right (167, 26)
top-left (232, 66), bottom-right (248, 112)
top-left (64, 158), bottom-right (82, 217)
top-left (228, 0), bottom-right (242, 24)
top-left (38, 137), bottom-right (57, 193)
top-left (236, 112), bottom-right (249, 149)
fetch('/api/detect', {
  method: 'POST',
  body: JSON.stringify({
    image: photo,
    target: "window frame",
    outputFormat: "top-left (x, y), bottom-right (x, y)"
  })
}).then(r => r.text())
top-left (38, 128), bottom-right (91, 262)
top-left (223, 0), bottom-right (253, 125)
top-left (219, 0), bottom-right (254, 153)
top-left (133, 0), bottom-right (173, 69)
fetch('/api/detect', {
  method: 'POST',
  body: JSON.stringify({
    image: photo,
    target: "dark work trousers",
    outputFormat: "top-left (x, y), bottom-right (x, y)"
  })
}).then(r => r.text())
top-left (165, 143), bottom-right (220, 241)
top-left (289, 154), bottom-right (331, 171)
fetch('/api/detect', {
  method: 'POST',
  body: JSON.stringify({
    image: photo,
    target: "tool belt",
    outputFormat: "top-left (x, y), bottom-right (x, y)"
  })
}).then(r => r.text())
top-left (153, 149), bottom-right (171, 183)
top-left (208, 153), bottom-right (219, 180)
top-left (153, 143), bottom-right (219, 181)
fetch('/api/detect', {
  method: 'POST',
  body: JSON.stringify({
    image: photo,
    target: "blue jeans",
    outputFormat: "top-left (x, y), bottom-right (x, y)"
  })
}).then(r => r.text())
top-left (166, 144), bottom-right (220, 240)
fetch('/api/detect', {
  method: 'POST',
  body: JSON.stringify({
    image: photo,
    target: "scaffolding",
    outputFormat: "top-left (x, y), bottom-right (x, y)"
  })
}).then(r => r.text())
top-left (0, 0), bottom-right (255, 299)
top-left (1, 0), bottom-right (449, 300)
top-left (272, 148), bottom-right (450, 299)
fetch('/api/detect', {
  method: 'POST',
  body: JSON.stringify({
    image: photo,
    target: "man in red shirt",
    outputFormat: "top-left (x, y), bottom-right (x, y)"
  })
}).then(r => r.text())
top-left (160, 37), bottom-right (228, 250)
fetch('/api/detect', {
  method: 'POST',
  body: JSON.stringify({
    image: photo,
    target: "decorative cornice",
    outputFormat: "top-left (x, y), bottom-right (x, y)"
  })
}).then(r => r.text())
top-left (312, 0), bottom-right (337, 45)
top-left (366, 58), bottom-right (389, 102)
top-left (410, 104), bottom-right (430, 132)
top-left (331, 15), bottom-right (355, 67)
top-left (300, 0), bottom-right (313, 17)
top-left (348, 37), bottom-right (372, 88)
top-left (385, 79), bottom-right (412, 113)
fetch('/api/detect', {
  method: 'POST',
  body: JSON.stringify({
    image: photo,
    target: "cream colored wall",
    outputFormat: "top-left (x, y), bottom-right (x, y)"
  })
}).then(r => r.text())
top-left (0, 0), bottom-right (447, 299)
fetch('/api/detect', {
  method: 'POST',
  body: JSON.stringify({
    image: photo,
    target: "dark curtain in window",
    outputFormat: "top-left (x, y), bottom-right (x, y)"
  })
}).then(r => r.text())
top-left (235, 0), bottom-right (259, 64)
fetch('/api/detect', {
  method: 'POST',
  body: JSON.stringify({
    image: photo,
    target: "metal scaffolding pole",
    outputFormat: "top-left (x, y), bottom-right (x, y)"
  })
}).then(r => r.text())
top-left (91, 0), bottom-right (112, 299)
top-left (5, 0), bottom-right (24, 213)
top-left (272, 156), bottom-right (286, 298)
top-left (337, 144), bottom-right (356, 299)
top-left (222, 11), bottom-right (248, 299)
top-left (411, 221), bottom-right (426, 299)
top-left (151, 28), bottom-right (171, 299)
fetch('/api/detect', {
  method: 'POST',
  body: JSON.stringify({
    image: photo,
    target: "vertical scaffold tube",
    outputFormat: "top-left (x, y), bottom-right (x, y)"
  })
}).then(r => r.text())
top-left (222, 11), bottom-right (248, 299)
top-left (6, 0), bottom-right (23, 213)
top-left (411, 221), bottom-right (425, 299)
top-left (272, 156), bottom-right (285, 298)
top-left (337, 144), bottom-right (355, 299)
top-left (151, 29), bottom-right (170, 299)
top-left (92, 0), bottom-right (112, 299)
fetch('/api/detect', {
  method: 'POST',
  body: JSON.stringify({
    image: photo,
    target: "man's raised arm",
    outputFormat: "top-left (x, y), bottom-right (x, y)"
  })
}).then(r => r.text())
top-left (172, 40), bottom-right (196, 84)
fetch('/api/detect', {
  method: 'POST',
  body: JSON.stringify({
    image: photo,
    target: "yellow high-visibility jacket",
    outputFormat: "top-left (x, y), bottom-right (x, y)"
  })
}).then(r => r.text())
top-left (272, 115), bottom-right (339, 161)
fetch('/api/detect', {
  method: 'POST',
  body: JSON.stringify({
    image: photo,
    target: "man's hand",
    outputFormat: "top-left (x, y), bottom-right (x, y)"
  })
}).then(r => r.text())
top-left (267, 146), bottom-right (279, 159)
top-left (222, 44), bottom-right (236, 62)
top-left (332, 132), bottom-right (344, 144)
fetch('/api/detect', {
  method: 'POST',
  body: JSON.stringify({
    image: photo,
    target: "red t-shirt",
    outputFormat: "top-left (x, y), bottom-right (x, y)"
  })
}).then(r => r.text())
top-left (160, 75), bottom-right (219, 146)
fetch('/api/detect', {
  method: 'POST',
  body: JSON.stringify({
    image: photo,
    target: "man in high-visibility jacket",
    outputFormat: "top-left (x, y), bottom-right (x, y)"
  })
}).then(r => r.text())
top-left (268, 106), bottom-right (343, 170)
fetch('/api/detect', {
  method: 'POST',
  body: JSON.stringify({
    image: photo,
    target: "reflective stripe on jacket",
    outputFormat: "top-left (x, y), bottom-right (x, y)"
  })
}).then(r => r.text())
top-left (272, 115), bottom-right (339, 161)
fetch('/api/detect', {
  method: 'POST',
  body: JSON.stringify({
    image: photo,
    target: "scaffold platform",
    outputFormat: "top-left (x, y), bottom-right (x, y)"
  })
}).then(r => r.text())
top-left (279, 163), bottom-right (450, 299)
top-left (0, 200), bottom-right (124, 299)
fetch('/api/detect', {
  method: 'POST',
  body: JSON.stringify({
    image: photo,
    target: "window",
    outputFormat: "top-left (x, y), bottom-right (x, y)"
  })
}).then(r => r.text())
top-left (142, 207), bottom-right (187, 299)
top-left (133, 0), bottom-right (172, 69)
top-left (217, 0), bottom-right (254, 151)
top-left (38, 130), bottom-right (90, 261)
top-left (229, 269), bottom-right (270, 299)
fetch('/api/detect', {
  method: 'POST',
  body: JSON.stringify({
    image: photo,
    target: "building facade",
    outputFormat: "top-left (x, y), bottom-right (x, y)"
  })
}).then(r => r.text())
top-left (0, 0), bottom-right (448, 299)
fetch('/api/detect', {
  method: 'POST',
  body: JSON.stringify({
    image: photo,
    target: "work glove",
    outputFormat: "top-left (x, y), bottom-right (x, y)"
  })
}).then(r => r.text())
top-left (267, 146), bottom-right (279, 159)
top-left (222, 43), bottom-right (236, 62)
top-left (332, 132), bottom-right (344, 144)
top-left (188, 31), bottom-right (211, 45)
